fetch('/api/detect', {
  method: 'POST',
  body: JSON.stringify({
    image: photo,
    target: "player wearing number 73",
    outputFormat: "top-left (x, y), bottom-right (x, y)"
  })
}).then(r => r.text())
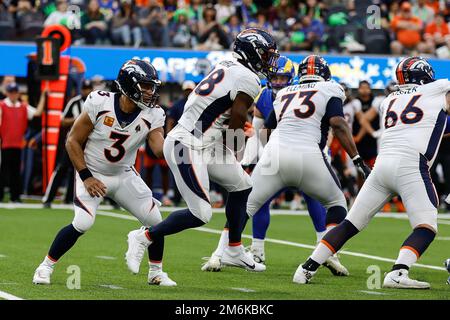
top-left (295, 56), bottom-right (450, 288)
top-left (33, 59), bottom-right (177, 286)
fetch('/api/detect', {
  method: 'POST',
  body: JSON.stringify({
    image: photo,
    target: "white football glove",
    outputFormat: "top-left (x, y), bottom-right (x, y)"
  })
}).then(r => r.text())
top-left (371, 130), bottom-right (382, 139)
top-left (445, 194), bottom-right (450, 205)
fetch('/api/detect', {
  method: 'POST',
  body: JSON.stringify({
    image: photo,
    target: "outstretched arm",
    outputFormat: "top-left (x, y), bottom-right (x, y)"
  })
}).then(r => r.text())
top-left (147, 127), bottom-right (165, 158)
top-left (227, 92), bottom-right (254, 152)
top-left (66, 112), bottom-right (106, 197)
top-left (330, 116), bottom-right (371, 179)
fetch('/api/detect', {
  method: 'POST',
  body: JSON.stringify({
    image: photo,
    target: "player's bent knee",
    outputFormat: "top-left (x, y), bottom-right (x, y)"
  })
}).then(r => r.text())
top-left (409, 211), bottom-right (438, 233)
top-left (191, 205), bottom-right (213, 224)
top-left (72, 216), bottom-right (94, 233)
top-left (326, 206), bottom-right (347, 227)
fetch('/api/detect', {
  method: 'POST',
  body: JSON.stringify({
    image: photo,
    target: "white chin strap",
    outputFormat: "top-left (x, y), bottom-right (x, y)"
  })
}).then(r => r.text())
top-left (299, 75), bottom-right (325, 83)
top-left (397, 83), bottom-right (419, 90)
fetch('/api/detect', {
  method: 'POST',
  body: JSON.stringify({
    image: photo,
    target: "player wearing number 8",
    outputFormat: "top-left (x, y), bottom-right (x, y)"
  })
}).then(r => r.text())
top-left (125, 28), bottom-right (280, 278)
top-left (295, 56), bottom-right (450, 289)
top-left (33, 59), bottom-right (177, 286)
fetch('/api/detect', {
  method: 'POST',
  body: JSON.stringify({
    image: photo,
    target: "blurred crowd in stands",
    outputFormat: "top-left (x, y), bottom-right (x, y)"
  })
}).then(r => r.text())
top-left (1, 0), bottom-right (450, 57)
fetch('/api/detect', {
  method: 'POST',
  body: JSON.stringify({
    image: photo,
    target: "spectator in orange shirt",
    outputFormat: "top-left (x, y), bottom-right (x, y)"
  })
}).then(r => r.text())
top-left (424, 12), bottom-right (450, 52)
top-left (390, 1), bottom-right (432, 54)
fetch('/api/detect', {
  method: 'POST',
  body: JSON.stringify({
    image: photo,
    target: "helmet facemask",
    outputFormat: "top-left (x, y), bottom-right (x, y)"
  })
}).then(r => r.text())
top-left (258, 47), bottom-right (280, 78)
top-left (136, 80), bottom-right (161, 109)
top-left (118, 79), bottom-right (161, 110)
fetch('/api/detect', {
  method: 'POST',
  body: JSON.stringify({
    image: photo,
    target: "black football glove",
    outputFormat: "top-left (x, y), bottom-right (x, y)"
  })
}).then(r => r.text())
top-left (353, 155), bottom-right (371, 179)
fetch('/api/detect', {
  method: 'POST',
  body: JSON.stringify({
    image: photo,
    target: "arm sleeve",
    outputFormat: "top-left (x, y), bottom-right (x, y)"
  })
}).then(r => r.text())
top-left (83, 92), bottom-right (100, 125)
top-left (445, 116), bottom-right (450, 134)
top-left (236, 72), bottom-right (261, 100)
top-left (149, 107), bottom-right (166, 131)
top-left (326, 97), bottom-right (345, 119)
top-left (264, 109), bottom-right (278, 129)
top-left (26, 105), bottom-right (36, 120)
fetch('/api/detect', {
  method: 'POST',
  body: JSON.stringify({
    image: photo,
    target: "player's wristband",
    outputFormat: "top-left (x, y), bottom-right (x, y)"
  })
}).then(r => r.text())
top-left (351, 155), bottom-right (362, 164)
top-left (79, 168), bottom-right (93, 181)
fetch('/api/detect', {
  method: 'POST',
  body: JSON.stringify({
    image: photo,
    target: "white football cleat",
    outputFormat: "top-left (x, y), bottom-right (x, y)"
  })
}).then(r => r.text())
top-left (125, 228), bottom-right (152, 274)
top-left (221, 245), bottom-right (266, 272)
top-left (33, 264), bottom-right (54, 285)
top-left (293, 264), bottom-right (317, 284)
top-left (201, 255), bottom-right (222, 272)
top-left (323, 254), bottom-right (349, 276)
top-left (383, 269), bottom-right (430, 289)
top-left (247, 246), bottom-right (265, 265)
top-left (148, 270), bottom-right (177, 287)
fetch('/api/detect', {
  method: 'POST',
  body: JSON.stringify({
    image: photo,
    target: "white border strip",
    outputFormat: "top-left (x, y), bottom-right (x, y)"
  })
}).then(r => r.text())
top-left (0, 290), bottom-right (23, 300)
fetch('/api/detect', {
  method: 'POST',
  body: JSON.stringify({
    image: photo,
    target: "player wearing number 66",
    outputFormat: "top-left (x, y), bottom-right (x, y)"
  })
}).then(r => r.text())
top-left (295, 56), bottom-right (450, 289)
top-left (33, 59), bottom-right (177, 286)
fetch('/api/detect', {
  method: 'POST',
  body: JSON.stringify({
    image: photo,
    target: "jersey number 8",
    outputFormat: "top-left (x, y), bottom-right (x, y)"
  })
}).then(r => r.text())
top-left (195, 69), bottom-right (225, 96)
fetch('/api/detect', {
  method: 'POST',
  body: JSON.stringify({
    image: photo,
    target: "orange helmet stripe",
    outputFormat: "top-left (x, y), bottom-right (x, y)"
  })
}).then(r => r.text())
top-left (396, 59), bottom-right (406, 85)
top-left (307, 55), bottom-right (315, 75)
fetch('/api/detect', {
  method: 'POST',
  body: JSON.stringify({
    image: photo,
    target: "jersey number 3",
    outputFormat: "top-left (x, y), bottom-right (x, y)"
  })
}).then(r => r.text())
top-left (104, 131), bottom-right (130, 162)
top-left (195, 69), bottom-right (225, 96)
top-left (384, 95), bottom-right (423, 129)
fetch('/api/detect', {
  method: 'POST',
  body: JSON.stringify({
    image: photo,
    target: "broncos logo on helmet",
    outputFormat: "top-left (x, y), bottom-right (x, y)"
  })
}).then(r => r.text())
top-left (298, 55), bottom-right (331, 83)
top-left (115, 59), bottom-right (161, 110)
top-left (233, 28), bottom-right (280, 78)
top-left (395, 56), bottom-right (435, 86)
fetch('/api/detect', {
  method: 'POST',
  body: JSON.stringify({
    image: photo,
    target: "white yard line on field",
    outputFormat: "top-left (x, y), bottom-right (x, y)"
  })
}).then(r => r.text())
top-left (1, 203), bottom-right (450, 221)
top-left (0, 205), bottom-right (447, 273)
top-left (0, 290), bottom-right (24, 300)
top-left (94, 210), bottom-right (447, 272)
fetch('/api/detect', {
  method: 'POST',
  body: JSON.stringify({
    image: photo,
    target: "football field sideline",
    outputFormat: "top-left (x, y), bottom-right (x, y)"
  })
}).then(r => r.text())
top-left (0, 205), bottom-right (447, 300)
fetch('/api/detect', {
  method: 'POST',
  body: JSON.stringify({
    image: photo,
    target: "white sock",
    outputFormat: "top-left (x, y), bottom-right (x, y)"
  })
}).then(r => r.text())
top-left (149, 261), bottom-right (162, 273)
top-left (43, 256), bottom-right (56, 268)
top-left (394, 247), bottom-right (418, 269)
top-left (137, 228), bottom-right (152, 245)
top-left (310, 241), bottom-right (335, 265)
top-left (251, 238), bottom-right (265, 251)
top-left (227, 244), bottom-right (242, 255)
top-left (213, 229), bottom-right (229, 258)
top-left (315, 230), bottom-right (327, 244)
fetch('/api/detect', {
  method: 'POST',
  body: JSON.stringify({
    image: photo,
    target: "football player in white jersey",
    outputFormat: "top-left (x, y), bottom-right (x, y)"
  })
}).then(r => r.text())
top-left (125, 28), bottom-right (280, 276)
top-left (245, 55), bottom-right (371, 278)
top-left (33, 59), bottom-right (177, 286)
top-left (294, 56), bottom-right (450, 289)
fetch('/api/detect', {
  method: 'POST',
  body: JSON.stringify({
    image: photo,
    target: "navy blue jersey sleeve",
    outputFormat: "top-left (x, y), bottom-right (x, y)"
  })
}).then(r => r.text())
top-left (264, 109), bottom-right (278, 129)
top-left (445, 116), bottom-right (450, 134)
top-left (325, 97), bottom-right (344, 118)
top-left (167, 98), bottom-right (185, 122)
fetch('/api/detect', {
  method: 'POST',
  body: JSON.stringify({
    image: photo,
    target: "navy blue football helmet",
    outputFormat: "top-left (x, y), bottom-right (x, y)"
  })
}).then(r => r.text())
top-left (298, 55), bottom-right (331, 83)
top-left (395, 56), bottom-right (435, 86)
top-left (233, 28), bottom-right (279, 78)
top-left (115, 59), bottom-right (161, 109)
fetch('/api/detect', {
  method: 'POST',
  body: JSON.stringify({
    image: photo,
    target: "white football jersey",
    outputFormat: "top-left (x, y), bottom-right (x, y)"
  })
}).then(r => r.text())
top-left (170, 60), bottom-right (261, 148)
top-left (83, 90), bottom-right (165, 175)
top-left (343, 98), bottom-right (362, 129)
top-left (271, 81), bottom-right (346, 149)
top-left (378, 79), bottom-right (450, 165)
